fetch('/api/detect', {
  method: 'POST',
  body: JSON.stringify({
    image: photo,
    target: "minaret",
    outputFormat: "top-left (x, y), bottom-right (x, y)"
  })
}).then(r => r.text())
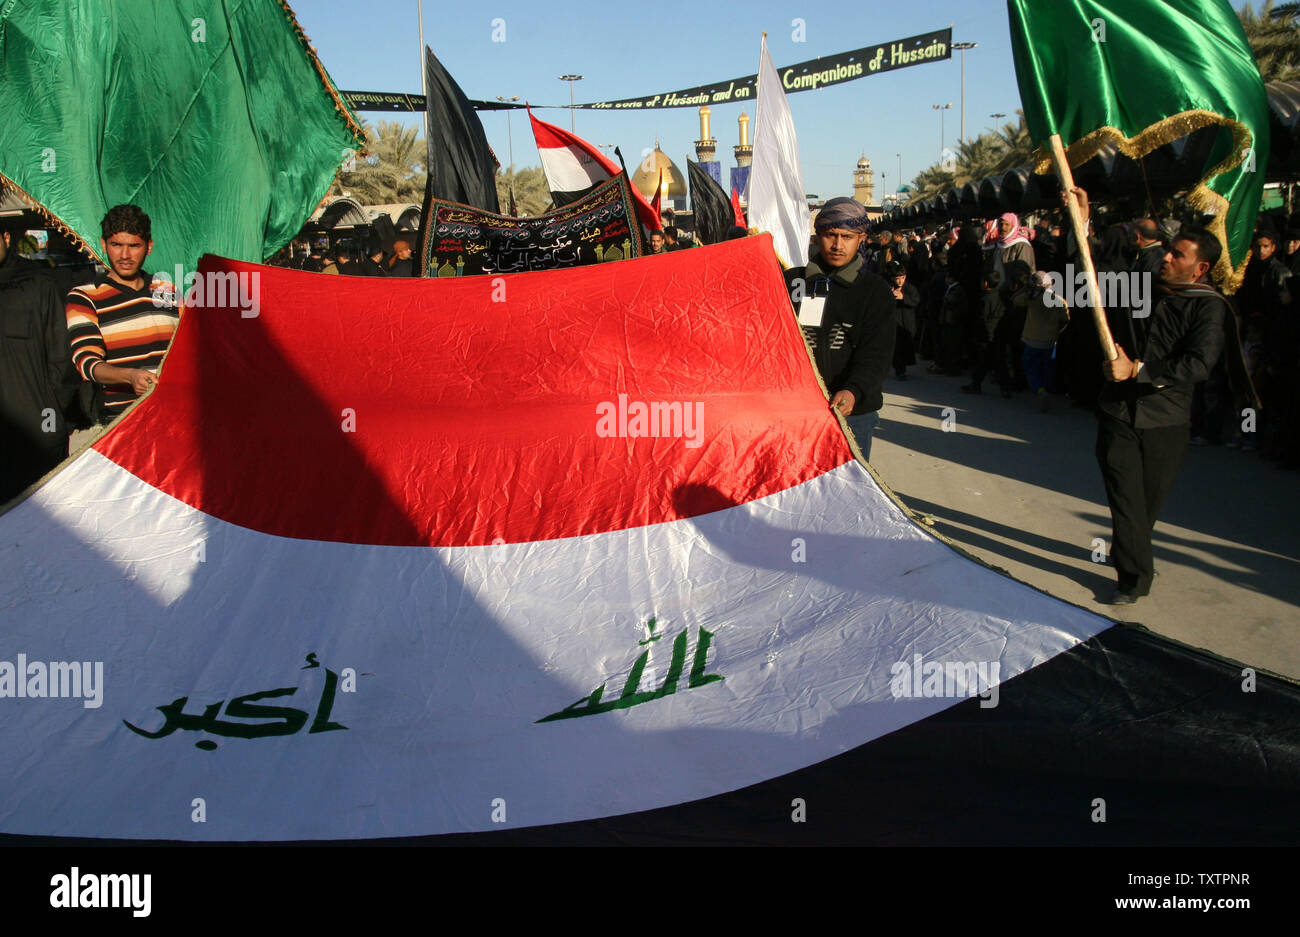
top-left (734, 110), bottom-right (753, 167)
top-left (853, 155), bottom-right (875, 206)
top-left (730, 110), bottom-right (754, 207)
top-left (695, 106), bottom-right (722, 186)
top-left (695, 106), bottom-right (716, 163)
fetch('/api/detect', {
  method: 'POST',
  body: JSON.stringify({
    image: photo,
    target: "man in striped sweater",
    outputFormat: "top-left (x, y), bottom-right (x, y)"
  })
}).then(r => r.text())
top-left (66, 205), bottom-right (178, 423)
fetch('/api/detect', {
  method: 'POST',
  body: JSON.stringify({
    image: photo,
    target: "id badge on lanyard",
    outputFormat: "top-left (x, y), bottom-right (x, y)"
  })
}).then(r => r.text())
top-left (797, 278), bottom-right (831, 327)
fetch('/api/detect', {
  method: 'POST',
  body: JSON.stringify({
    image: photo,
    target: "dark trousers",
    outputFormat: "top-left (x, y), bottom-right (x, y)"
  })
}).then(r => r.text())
top-left (938, 323), bottom-right (965, 372)
top-left (1095, 415), bottom-right (1189, 595)
top-left (969, 339), bottom-right (1008, 389)
top-left (1190, 366), bottom-right (1230, 443)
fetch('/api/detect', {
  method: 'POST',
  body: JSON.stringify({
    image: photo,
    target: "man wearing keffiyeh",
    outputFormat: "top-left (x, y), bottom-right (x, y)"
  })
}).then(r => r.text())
top-left (783, 197), bottom-right (896, 459)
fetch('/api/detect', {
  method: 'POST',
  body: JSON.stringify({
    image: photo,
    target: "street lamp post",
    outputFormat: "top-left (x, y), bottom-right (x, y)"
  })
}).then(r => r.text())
top-left (897, 153), bottom-right (902, 191)
top-left (558, 74), bottom-right (583, 133)
top-left (495, 95), bottom-right (520, 173)
top-left (952, 41), bottom-right (977, 143)
top-left (932, 103), bottom-right (953, 156)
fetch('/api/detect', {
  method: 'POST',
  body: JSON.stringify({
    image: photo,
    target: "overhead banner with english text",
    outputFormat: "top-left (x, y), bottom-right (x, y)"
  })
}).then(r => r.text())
top-left (2, 237), bottom-right (1298, 843)
top-left (339, 29), bottom-right (952, 113)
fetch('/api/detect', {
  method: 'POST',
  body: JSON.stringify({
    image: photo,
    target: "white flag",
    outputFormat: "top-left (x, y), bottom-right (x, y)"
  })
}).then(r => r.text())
top-left (746, 33), bottom-right (810, 268)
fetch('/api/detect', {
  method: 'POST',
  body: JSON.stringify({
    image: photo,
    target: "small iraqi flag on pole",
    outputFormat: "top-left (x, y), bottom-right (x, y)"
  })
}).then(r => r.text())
top-left (528, 106), bottom-right (661, 230)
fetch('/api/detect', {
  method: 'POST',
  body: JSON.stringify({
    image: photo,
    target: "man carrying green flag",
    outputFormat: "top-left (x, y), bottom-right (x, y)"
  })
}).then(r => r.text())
top-left (1007, 0), bottom-right (1267, 606)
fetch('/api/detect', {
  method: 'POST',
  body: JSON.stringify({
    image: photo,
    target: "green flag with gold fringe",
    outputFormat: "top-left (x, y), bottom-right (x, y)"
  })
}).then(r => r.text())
top-left (0, 0), bottom-right (363, 276)
top-left (1007, 0), bottom-right (1269, 292)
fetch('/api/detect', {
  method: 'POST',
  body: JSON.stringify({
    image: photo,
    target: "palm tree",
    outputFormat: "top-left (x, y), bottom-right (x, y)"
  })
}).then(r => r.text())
top-left (908, 164), bottom-right (955, 203)
top-left (1239, 0), bottom-right (1300, 81)
top-left (990, 111), bottom-right (1036, 174)
top-left (333, 119), bottom-right (425, 204)
top-left (495, 166), bottom-right (552, 217)
top-left (952, 135), bottom-right (1004, 186)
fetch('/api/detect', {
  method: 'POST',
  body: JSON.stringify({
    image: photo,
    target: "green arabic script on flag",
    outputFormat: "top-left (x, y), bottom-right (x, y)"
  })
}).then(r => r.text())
top-left (1007, 0), bottom-right (1269, 292)
top-left (0, 0), bottom-right (363, 275)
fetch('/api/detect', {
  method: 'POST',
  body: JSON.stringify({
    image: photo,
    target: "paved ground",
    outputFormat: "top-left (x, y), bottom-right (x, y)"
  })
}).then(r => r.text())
top-left (869, 369), bottom-right (1300, 682)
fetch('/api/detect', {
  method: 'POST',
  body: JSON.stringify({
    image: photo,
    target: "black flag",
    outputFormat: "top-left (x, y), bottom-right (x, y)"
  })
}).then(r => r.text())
top-left (687, 159), bottom-right (733, 246)
top-left (423, 46), bottom-right (499, 212)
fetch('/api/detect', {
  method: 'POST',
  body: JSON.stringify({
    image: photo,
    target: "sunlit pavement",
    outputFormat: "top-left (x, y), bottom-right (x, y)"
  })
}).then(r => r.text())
top-left (870, 368), bottom-right (1300, 681)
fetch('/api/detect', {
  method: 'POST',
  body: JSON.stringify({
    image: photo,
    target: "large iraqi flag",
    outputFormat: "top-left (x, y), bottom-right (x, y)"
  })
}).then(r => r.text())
top-left (1, 237), bottom-right (1297, 843)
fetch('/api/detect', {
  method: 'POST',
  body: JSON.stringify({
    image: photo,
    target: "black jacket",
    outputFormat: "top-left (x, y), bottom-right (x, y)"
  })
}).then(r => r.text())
top-left (1237, 253), bottom-right (1290, 320)
top-left (893, 282), bottom-right (920, 336)
top-left (1133, 242), bottom-right (1164, 283)
top-left (1098, 284), bottom-right (1227, 428)
top-left (1, 253), bottom-right (78, 501)
top-left (784, 254), bottom-right (896, 416)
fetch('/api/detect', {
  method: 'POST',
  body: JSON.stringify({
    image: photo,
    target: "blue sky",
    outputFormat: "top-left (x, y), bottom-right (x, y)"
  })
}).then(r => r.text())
top-left (293, 0), bottom-right (1024, 200)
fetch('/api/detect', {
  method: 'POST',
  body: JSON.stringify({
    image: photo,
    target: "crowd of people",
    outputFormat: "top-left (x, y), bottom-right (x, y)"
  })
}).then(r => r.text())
top-left (784, 187), bottom-right (1294, 605)
top-left (856, 199), bottom-right (1300, 470)
top-left (4, 188), bottom-right (1297, 611)
top-left (268, 235), bottom-right (418, 276)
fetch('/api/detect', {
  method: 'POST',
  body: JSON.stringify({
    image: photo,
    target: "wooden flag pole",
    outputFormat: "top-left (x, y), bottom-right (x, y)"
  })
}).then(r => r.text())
top-left (1049, 133), bottom-right (1118, 361)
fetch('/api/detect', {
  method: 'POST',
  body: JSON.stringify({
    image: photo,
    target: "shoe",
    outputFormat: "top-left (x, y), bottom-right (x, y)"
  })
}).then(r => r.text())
top-left (1241, 440), bottom-right (1257, 452)
top-left (1189, 436), bottom-right (1208, 446)
top-left (897, 373), bottom-right (908, 381)
top-left (960, 383), bottom-right (981, 394)
top-left (1037, 388), bottom-right (1048, 412)
top-left (1106, 590), bottom-right (1141, 606)
top-left (1000, 389), bottom-right (1012, 399)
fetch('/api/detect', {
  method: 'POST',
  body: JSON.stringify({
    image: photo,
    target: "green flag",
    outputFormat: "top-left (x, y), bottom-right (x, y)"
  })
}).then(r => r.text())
top-left (1007, 0), bottom-right (1268, 292)
top-left (0, 0), bottom-right (363, 276)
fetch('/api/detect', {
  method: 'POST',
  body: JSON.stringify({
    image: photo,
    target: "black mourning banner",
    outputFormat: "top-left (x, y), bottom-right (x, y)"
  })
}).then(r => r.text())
top-left (338, 91), bottom-right (427, 112)
top-left (342, 29), bottom-right (951, 113)
top-left (422, 174), bottom-right (644, 278)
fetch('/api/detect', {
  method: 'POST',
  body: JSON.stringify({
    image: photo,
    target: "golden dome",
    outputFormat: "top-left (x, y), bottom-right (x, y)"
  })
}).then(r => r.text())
top-left (631, 146), bottom-right (687, 200)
